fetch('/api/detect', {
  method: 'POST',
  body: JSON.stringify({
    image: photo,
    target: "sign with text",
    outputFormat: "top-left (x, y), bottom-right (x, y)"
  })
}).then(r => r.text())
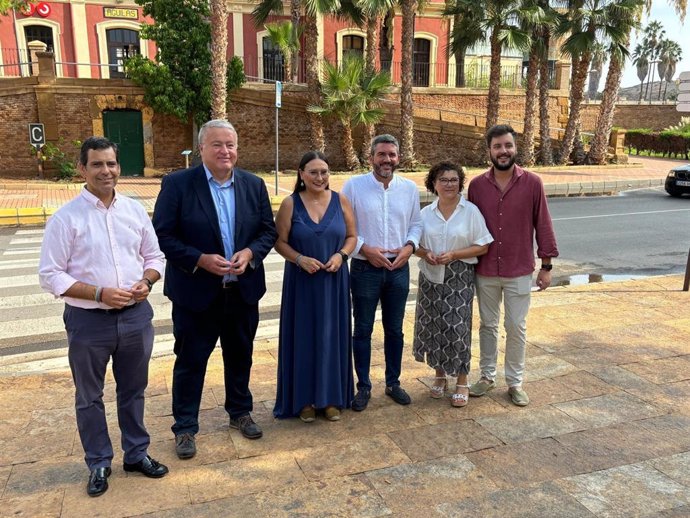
top-left (275, 81), bottom-right (282, 108)
top-left (678, 71), bottom-right (690, 112)
top-left (103, 7), bottom-right (138, 19)
top-left (29, 123), bottom-right (45, 149)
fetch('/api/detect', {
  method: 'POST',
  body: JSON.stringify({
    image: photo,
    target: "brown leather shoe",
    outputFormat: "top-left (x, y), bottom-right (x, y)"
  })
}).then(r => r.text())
top-left (230, 414), bottom-right (263, 439)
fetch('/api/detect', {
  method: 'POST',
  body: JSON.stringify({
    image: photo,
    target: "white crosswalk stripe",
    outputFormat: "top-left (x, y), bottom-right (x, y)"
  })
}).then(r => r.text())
top-left (0, 226), bottom-right (419, 374)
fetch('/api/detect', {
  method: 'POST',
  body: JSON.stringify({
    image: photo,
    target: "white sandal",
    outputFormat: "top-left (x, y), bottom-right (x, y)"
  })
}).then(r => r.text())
top-left (452, 384), bottom-right (469, 407)
top-left (430, 376), bottom-right (447, 399)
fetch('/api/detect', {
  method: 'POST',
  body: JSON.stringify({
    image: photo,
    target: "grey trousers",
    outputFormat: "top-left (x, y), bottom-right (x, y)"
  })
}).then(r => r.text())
top-left (64, 301), bottom-right (154, 470)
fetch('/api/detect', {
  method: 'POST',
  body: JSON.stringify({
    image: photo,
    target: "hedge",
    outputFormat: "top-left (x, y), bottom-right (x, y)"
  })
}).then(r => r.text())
top-left (625, 129), bottom-right (690, 159)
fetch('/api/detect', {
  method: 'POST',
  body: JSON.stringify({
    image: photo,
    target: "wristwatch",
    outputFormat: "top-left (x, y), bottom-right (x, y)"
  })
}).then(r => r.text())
top-left (540, 264), bottom-right (553, 272)
top-left (142, 278), bottom-right (154, 290)
top-left (405, 241), bottom-right (417, 253)
top-left (337, 250), bottom-right (349, 261)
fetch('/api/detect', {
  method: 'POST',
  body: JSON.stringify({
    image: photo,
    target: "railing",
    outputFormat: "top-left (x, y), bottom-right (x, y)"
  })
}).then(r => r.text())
top-left (1, 51), bottom-right (557, 91)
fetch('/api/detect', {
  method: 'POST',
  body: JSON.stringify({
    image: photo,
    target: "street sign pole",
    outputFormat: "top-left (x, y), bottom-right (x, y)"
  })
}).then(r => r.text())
top-left (275, 81), bottom-right (282, 196)
top-left (29, 123), bottom-right (46, 179)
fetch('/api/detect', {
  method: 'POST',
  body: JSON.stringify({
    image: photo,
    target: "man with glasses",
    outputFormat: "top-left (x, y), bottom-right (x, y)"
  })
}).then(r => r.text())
top-left (342, 134), bottom-right (422, 411)
top-left (153, 120), bottom-right (277, 457)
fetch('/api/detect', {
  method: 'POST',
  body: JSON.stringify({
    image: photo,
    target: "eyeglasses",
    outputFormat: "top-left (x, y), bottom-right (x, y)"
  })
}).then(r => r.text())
top-left (437, 177), bottom-right (460, 185)
top-left (304, 169), bottom-right (330, 178)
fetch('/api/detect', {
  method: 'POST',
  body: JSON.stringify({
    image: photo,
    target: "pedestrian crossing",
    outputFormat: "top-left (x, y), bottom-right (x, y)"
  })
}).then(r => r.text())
top-left (0, 226), bottom-right (420, 374)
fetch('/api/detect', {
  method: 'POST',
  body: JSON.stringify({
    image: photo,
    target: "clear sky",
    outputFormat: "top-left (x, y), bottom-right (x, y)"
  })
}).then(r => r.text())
top-left (619, 3), bottom-right (689, 88)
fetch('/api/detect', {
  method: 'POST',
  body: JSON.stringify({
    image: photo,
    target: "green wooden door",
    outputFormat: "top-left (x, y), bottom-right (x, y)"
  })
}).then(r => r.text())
top-left (103, 110), bottom-right (145, 176)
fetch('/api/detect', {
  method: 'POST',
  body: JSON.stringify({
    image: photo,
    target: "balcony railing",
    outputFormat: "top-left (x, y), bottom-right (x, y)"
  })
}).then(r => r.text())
top-left (1, 51), bottom-right (557, 91)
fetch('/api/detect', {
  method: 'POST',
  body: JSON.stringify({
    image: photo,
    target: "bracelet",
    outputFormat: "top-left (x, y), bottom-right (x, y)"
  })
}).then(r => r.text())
top-left (295, 254), bottom-right (303, 269)
top-left (142, 278), bottom-right (154, 290)
top-left (94, 286), bottom-right (102, 303)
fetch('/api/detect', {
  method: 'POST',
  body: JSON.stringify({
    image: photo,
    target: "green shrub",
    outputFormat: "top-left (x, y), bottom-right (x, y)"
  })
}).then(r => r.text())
top-left (30, 139), bottom-right (81, 180)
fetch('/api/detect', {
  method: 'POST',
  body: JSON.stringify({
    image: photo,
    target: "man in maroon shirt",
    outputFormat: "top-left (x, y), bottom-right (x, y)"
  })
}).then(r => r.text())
top-left (467, 124), bottom-right (558, 406)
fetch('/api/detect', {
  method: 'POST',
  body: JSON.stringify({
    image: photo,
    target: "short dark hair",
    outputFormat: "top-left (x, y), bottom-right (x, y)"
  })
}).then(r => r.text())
top-left (485, 124), bottom-right (517, 148)
top-left (424, 161), bottom-right (465, 194)
top-left (370, 134), bottom-right (399, 156)
top-left (294, 150), bottom-right (330, 193)
top-left (79, 137), bottom-right (119, 166)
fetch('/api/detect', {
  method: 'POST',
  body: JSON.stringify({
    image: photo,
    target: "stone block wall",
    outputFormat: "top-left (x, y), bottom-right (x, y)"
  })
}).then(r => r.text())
top-left (1, 86), bottom-right (41, 176)
top-left (580, 102), bottom-right (683, 132)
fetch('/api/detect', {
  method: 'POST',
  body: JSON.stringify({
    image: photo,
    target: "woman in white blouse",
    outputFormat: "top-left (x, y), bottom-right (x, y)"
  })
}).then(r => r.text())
top-left (413, 162), bottom-right (493, 407)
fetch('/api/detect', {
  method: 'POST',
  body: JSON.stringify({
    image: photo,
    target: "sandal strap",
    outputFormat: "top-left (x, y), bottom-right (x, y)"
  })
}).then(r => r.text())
top-left (452, 392), bottom-right (468, 401)
top-left (456, 384), bottom-right (470, 388)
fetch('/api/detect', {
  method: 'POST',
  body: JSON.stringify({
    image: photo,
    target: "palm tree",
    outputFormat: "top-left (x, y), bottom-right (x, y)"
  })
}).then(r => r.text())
top-left (357, 0), bottom-right (395, 161)
top-left (265, 21), bottom-right (302, 82)
top-left (661, 40), bottom-right (682, 101)
top-left (642, 20), bottom-right (664, 101)
top-left (209, 0), bottom-right (228, 119)
top-left (308, 55), bottom-right (392, 169)
top-left (632, 42), bottom-right (649, 103)
top-left (555, 0), bottom-right (615, 165)
top-left (444, 0), bottom-right (484, 87)
top-left (587, 41), bottom-right (607, 100)
top-left (399, 0), bottom-right (418, 168)
top-left (253, 0), bottom-right (303, 83)
top-left (519, 0), bottom-right (558, 166)
top-left (487, 0), bottom-right (531, 130)
top-left (586, 0), bottom-right (643, 164)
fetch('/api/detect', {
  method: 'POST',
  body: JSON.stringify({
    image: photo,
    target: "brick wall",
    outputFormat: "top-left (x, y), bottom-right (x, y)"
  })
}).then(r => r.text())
top-left (580, 102), bottom-right (683, 132)
top-left (152, 114), bottom-right (193, 171)
top-left (0, 87), bottom-right (40, 176)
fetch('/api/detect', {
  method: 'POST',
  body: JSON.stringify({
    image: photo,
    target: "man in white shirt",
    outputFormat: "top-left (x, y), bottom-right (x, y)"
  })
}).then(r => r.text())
top-left (342, 134), bottom-right (422, 411)
top-left (39, 137), bottom-right (168, 498)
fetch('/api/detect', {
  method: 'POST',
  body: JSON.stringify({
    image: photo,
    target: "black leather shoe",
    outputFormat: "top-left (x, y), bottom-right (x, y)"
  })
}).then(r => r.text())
top-left (123, 455), bottom-right (169, 478)
top-left (87, 466), bottom-right (111, 497)
top-left (385, 384), bottom-right (411, 405)
top-left (229, 414), bottom-right (263, 440)
top-left (351, 389), bottom-right (371, 412)
top-left (175, 432), bottom-right (196, 459)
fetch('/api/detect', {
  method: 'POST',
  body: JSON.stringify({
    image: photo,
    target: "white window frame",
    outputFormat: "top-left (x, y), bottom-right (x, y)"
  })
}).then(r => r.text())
top-left (413, 32), bottom-right (438, 87)
top-left (96, 20), bottom-right (148, 79)
top-left (15, 18), bottom-right (63, 77)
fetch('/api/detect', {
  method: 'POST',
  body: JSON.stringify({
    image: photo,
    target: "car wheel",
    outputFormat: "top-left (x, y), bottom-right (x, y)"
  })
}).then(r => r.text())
top-left (666, 189), bottom-right (683, 198)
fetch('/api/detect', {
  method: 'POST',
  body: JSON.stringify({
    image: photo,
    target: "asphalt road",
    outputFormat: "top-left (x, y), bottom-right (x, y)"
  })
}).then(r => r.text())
top-left (549, 186), bottom-right (690, 286)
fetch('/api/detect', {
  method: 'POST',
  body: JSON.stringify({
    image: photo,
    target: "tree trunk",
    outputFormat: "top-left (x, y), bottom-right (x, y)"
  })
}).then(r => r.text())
top-left (342, 120), bottom-right (361, 170)
top-left (290, 0), bottom-right (301, 83)
top-left (587, 47), bottom-right (624, 164)
top-left (537, 29), bottom-right (552, 165)
top-left (571, 126), bottom-right (586, 165)
top-left (399, 0), bottom-right (417, 168)
top-left (209, 0), bottom-right (228, 120)
top-left (361, 15), bottom-right (379, 162)
top-left (485, 28), bottom-right (502, 130)
top-left (304, 15), bottom-right (325, 151)
top-left (556, 52), bottom-right (591, 164)
top-left (452, 13), bottom-right (466, 87)
top-left (521, 42), bottom-right (539, 167)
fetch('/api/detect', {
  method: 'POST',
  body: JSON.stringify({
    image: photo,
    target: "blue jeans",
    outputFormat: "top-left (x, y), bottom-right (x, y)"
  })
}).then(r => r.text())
top-left (350, 259), bottom-right (410, 391)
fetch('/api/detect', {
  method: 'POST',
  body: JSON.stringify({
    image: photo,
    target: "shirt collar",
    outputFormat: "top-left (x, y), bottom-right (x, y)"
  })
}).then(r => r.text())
top-left (368, 171), bottom-right (400, 188)
top-left (80, 186), bottom-right (118, 208)
top-left (485, 163), bottom-right (526, 181)
top-left (430, 194), bottom-right (465, 214)
top-left (204, 164), bottom-right (234, 187)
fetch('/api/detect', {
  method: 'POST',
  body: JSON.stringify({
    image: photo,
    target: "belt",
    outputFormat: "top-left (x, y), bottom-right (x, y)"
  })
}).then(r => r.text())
top-left (222, 281), bottom-right (239, 290)
top-left (81, 303), bottom-right (138, 315)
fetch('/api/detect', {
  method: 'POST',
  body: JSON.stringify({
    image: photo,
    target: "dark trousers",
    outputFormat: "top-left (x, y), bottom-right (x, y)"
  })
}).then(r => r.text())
top-left (171, 286), bottom-right (258, 435)
top-left (64, 302), bottom-right (154, 471)
top-left (350, 259), bottom-right (410, 391)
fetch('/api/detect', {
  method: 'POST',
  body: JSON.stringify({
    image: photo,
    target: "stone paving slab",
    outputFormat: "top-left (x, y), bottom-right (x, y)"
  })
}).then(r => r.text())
top-left (1, 275), bottom-right (689, 517)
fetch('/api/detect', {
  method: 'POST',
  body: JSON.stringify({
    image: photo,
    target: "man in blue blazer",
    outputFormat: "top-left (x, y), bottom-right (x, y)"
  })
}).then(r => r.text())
top-left (153, 120), bottom-right (277, 458)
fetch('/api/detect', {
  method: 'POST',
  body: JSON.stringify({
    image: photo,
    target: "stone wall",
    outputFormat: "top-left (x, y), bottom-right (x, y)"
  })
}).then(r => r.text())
top-left (580, 102), bottom-right (683, 132)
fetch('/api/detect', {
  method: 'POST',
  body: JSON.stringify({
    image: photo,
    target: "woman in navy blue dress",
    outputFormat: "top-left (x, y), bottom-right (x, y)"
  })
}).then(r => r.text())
top-left (273, 151), bottom-right (357, 422)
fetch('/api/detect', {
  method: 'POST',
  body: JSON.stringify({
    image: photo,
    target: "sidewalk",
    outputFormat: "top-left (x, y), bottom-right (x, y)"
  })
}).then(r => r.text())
top-left (0, 155), bottom-right (679, 226)
top-left (1, 274), bottom-right (689, 517)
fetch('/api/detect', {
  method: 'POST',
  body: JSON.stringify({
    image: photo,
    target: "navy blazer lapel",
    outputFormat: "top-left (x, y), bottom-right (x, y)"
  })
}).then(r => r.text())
top-left (233, 169), bottom-right (246, 239)
top-left (192, 166), bottom-right (223, 249)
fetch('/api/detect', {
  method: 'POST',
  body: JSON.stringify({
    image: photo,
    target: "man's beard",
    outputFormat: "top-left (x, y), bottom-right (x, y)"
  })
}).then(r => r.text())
top-left (373, 162), bottom-right (397, 179)
top-left (491, 154), bottom-right (515, 171)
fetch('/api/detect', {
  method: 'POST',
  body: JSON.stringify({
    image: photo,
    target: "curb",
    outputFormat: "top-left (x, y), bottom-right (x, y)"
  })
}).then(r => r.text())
top-left (0, 180), bottom-right (667, 227)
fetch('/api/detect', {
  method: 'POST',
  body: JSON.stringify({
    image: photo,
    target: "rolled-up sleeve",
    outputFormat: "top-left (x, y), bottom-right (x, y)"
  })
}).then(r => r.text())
top-left (139, 207), bottom-right (166, 276)
top-left (38, 215), bottom-right (79, 298)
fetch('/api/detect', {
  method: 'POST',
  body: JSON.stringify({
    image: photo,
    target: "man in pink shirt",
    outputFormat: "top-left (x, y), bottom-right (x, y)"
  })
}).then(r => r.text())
top-left (467, 125), bottom-right (559, 406)
top-left (39, 137), bottom-right (168, 497)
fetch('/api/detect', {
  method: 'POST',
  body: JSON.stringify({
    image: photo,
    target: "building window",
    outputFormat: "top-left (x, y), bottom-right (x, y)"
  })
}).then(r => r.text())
top-left (106, 28), bottom-right (139, 79)
top-left (262, 36), bottom-right (284, 82)
top-left (342, 35), bottom-right (364, 59)
top-left (23, 25), bottom-right (53, 51)
top-left (413, 38), bottom-right (430, 87)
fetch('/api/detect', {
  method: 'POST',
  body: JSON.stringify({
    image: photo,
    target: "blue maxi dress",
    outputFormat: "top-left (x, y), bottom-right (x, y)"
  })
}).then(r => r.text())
top-left (274, 192), bottom-right (354, 418)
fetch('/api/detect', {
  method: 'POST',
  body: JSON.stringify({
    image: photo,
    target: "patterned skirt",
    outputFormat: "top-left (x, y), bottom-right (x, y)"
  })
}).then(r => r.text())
top-left (413, 260), bottom-right (475, 376)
